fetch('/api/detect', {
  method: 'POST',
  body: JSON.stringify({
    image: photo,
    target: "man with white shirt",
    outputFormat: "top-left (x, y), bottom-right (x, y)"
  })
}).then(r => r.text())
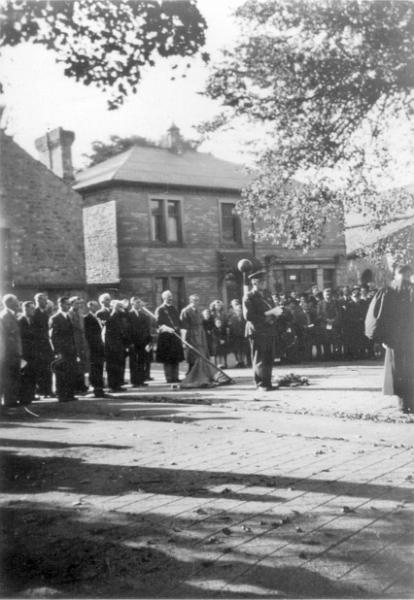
top-left (129, 297), bottom-right (151, 387)
top-left (0, 294), bottom-right (22, 408)
top-left (84, 300), bottom-right (106, 398)
top-left (49, 296), bottom-right (78, 402)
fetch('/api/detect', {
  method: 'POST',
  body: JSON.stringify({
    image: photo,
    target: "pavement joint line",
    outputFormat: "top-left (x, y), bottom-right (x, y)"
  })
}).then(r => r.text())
top-left (336, 531), bottom-right (414, 580)
top-left (188, 445), bottom-right (409, 542)
top-left (71, 435), bottom-right (290, 513)
top-left (101, 437), bottom-right (322, 512)
top-left (217, 456), bottom-right (414, 592)
top-left (106, 442), bottom-right (406, 535)
top-left (126, 442), bottom-right (367, 525)
top-left (179, 450), bottom-right (413, 589)
top-left (381, 562), bottom-right (414, 593)
top-left (219, 497), bottom-right (410, 594)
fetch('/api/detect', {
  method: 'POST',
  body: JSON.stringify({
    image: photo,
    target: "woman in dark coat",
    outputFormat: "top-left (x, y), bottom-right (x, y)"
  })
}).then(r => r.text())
top-left (365, 265), bottom-right (414, 413)
top-left (155, 290), bottom-right (184, 383)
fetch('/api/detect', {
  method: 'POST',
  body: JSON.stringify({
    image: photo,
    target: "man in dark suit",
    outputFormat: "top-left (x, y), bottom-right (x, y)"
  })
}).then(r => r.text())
top-left (18, 301), bottom-right (37, 405)
top-left (84, 300), bottom-right (106, 398)
top-left (0, 294), bottom-right (22, 408)
top-left (104, 301), bottom-right (129, 392)
top-left (32, 293), bottom-right (54, 397)
top-left (243, 271), bottom-right (282, 391)
top-left (129, 297), bottom-right (151, 387)
top-left (155, 290), bottom-right (184, 383)
top-left (49, 296), bottom-right (78, 402)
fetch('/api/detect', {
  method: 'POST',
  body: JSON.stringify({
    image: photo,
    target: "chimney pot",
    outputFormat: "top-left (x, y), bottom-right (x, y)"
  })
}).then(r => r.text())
top-left (35, 127), bottom-right (75, 181)
top-left (167, 123), bottom-right (183, 154)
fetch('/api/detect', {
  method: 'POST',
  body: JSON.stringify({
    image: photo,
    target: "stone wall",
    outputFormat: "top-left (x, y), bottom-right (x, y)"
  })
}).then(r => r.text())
top-left (80, 183), bottom-right (347, 308)
top-left (0, 131), bottom-right (85, 297)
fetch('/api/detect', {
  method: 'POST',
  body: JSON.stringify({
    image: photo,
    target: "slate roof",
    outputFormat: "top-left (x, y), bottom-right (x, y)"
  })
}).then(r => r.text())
top-left (74, 145), bottom-right (249, 192)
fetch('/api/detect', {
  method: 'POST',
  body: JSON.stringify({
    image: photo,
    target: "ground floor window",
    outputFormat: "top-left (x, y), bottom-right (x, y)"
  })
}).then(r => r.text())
top-left (272, 268), bottom-right (318, 293)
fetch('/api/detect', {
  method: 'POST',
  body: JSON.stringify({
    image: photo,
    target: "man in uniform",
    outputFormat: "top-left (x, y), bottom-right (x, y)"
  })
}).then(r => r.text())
top-left (243, 271), bottom-right (282, 391)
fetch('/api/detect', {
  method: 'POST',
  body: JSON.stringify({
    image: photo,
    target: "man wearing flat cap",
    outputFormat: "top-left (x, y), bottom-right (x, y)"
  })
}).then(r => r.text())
top-left (243, 270), bottom-right (283, 391)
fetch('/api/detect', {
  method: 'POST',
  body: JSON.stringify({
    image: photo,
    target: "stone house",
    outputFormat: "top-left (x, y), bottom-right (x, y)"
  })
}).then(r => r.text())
top-left (0, 126), bottom-right (85, 299)
top-left (74, 125), bottom-right (347, 309)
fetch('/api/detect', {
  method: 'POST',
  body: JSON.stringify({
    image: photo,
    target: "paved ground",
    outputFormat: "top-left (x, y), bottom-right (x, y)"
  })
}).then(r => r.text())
top-left (1, 360), bottom-right (413, 598)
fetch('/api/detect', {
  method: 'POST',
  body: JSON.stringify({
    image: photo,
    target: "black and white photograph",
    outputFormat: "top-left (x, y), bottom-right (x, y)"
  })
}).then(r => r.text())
top-left (0, 0), bottom-right (413, 597)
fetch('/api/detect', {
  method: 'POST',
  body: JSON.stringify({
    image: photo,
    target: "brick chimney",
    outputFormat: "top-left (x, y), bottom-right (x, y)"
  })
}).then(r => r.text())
top-left (35, 127), bottom-right (75, 182)
top-left (167, 123), bottom-right (183, 154)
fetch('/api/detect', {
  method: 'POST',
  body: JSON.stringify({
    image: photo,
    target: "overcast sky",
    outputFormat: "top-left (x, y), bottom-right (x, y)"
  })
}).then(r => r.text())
top-left (0, 0), bottom-right (251, 169)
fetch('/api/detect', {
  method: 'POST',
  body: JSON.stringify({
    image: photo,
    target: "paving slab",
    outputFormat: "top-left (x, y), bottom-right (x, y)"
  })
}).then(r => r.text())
top-left (1, 361), bottom-right (413, 598)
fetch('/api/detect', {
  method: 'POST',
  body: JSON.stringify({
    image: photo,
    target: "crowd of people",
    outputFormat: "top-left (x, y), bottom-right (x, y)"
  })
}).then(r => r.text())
top-left (0, 278), bottom-right (409, 408)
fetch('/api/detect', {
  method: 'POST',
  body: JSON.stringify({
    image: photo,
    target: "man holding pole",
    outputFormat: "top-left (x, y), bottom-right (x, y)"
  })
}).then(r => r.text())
top-left (243, 270), bottom-right (282, 391)
top-left (155, 290), bottom-right (184, 383)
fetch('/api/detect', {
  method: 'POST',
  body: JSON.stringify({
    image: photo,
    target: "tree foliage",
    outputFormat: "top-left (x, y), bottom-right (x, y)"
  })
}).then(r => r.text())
top-left (83, 132), bottom-right (200, 167)
top-left (0, 0), bottom-right (208, 109)
top-left (203, 0), bottom-right (414, 258)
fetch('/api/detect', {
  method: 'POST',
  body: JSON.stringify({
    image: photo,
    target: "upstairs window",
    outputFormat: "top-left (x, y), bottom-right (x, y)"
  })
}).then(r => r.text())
top-left (221, 202), bottom-right (242, 245)
top-left (150, 199), bottom-right (182, 244)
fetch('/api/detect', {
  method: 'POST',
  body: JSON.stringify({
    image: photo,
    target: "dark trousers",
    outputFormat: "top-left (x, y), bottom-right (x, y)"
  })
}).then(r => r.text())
top-left (250, 334), bottom-right (275, 388)
top-left (20, 361), bottom-right (36, 404)
top-left (130, 346), bottom-right (146, 385)
top-left (163, 362), bottom-right (180, 383)
top-left (34, 355), bottom-right (53, 395)
top-left (1, 359), bottom-right (21, 406)
top-left (144, 350), bottom-right (152, 380)
top-left (55, 358), bottom-right (77, 401)
top-left (107, 361), bottom-right (124, 390)
top-left (89, 360), bottom-right (104, 393)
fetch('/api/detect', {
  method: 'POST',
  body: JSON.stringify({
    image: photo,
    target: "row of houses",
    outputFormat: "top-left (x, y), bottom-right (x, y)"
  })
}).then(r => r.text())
top-left (0, 124), bottom-right (407, 307)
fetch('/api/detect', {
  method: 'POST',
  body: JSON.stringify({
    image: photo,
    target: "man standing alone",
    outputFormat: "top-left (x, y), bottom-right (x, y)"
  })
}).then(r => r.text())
top-left (244, 271), bottom-right (282, 391)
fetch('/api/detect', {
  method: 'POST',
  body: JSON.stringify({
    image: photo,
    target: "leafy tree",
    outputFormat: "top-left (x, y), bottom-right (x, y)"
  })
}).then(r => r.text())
top-left (83, 132), bottom-right (200, 167)
top-left (0, 0), bottom-right (208, 109)
top-left (202, 0), bottom-right (414, 260)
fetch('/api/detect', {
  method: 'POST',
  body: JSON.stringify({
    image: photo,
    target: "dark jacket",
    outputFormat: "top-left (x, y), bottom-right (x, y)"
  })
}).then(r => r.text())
top-left (155, 304), bottom-right (184, 363)
top-left (244, 290), bottom-right (277, 337)
top-left (129, 310), bottom-right (151, 349)
top-left (0, 309), bottom-right (22, 363)
top-left (84, 313), bottom-right (105, 361)
top-left (49, 312), bottom-right (77, 359)
top-left (104, 311), bottom-right (129, 363)
top-left (19, 315), bottom-right (37, 362)
top-left (32, 307), bottom-right (54, 358)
